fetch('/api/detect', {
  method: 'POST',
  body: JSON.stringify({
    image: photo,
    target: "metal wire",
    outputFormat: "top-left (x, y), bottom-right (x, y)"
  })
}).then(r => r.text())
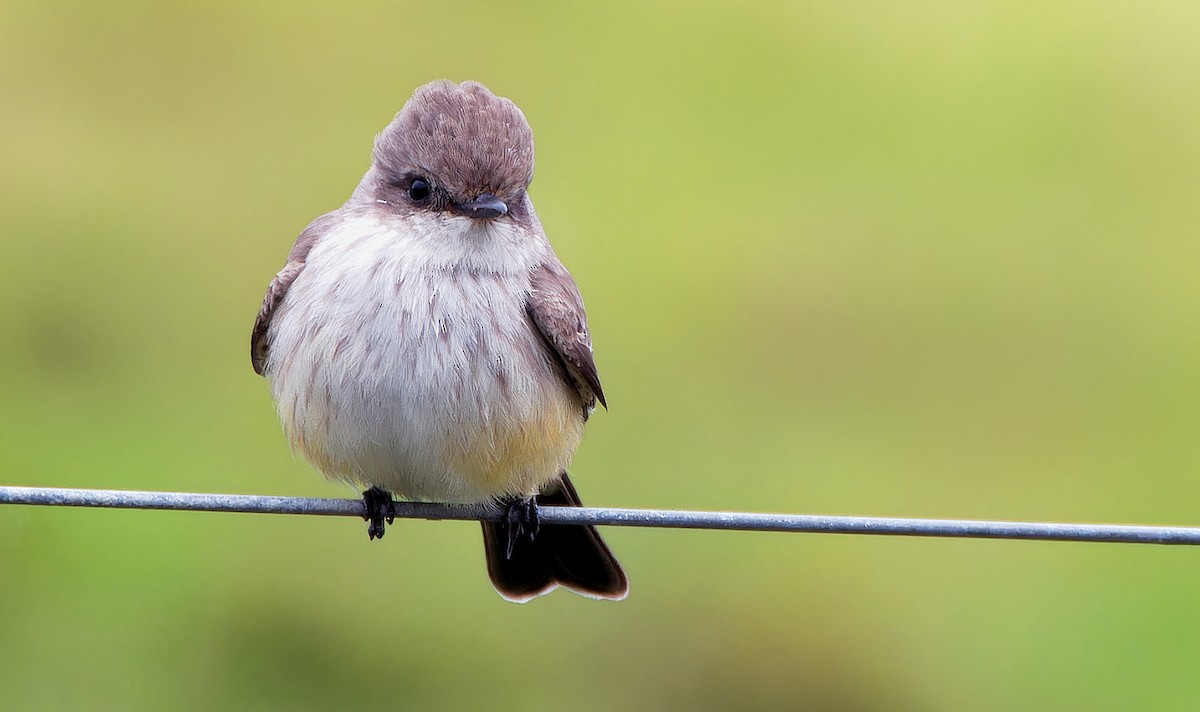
top-left (2, 484), bottom-right (1199, 545)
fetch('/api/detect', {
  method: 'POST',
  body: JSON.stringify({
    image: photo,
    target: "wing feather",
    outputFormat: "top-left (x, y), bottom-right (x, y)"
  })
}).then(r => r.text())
top-left (526, 262), bottom-right (606, 410)
top-left (249, 213), bottom-right (339, 376)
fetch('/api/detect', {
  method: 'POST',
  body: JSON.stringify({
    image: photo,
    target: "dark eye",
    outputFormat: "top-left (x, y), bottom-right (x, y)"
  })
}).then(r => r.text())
top-left (408, 178), bottom-right (430, 202)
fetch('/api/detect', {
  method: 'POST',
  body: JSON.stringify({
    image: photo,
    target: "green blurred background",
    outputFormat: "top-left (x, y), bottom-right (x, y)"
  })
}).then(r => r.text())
top-left (2, 1), bottom-right (1200, 709)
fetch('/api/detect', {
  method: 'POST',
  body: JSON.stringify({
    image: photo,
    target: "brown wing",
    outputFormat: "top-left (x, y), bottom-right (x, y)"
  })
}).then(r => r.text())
top-left (526, 262), bottom-right (606, 410)
top-left (250, 213), bottom-right (338, 376)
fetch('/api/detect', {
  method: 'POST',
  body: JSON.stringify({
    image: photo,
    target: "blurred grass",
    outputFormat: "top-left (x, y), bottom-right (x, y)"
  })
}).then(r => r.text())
top-left (3, 0), bottom-right (1200, 709)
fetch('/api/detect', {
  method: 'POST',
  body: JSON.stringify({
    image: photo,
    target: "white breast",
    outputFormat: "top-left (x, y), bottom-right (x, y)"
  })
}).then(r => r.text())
top-left (264, 212), bottom-right (584, 503)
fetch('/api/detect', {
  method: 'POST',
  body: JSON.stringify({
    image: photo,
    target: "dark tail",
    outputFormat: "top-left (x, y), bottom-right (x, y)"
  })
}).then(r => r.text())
top-left (482, 473), bottom-right (628, 602)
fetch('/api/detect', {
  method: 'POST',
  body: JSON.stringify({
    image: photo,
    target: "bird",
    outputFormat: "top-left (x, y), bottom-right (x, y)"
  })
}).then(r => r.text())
top-left (250, 80), bottom-right (628, 602)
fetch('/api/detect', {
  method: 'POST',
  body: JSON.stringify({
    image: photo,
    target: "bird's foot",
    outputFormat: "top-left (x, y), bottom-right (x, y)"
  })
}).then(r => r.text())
top-left (362, 486), bottom-right (396, 540)
top-left (502, 495), bottom-right (540, 559)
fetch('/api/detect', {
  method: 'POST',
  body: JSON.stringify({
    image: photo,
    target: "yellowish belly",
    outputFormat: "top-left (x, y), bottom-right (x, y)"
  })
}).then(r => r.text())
top-left (443, 400), bottom-right (583, 497)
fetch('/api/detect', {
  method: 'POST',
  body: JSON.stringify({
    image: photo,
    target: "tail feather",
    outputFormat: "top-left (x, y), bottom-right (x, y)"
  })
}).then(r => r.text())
top-left (482, 473), bottom-right (628, 602)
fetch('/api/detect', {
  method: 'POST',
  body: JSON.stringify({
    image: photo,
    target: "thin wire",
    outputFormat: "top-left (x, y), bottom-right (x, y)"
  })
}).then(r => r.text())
top-left (2, 484), bottom-right (1199, 545)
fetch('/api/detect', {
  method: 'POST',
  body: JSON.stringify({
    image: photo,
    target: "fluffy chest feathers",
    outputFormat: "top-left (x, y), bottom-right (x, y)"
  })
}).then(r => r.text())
top-left (264, 213), bottom-right (585, 502)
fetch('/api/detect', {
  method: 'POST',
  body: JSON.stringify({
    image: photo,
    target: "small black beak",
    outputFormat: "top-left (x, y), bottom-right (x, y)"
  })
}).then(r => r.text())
top-left (453, 193), bottom-right (508, 219)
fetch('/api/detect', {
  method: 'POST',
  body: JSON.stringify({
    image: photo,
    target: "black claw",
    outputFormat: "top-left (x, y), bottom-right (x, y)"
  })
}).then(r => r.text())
top-left (502, 495), bottom-right (540, 559)
top-left (362, 486), bottom-right (396, 541)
